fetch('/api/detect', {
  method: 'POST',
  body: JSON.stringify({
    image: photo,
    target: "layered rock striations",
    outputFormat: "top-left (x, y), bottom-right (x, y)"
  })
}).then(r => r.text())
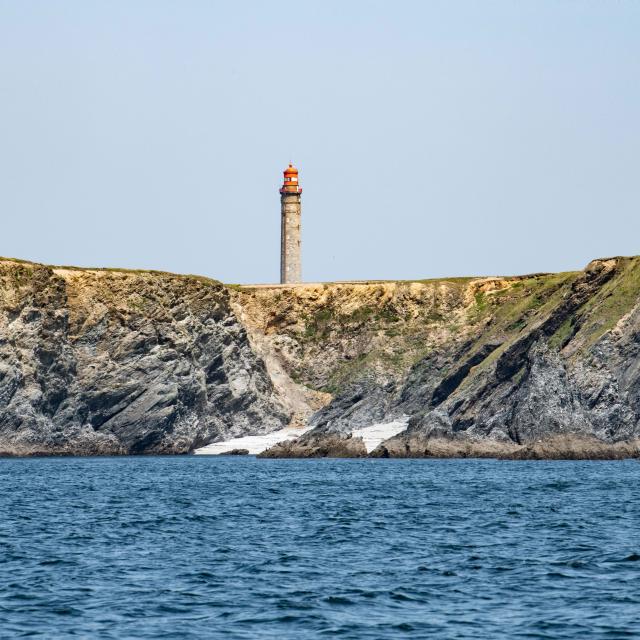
top-left (249, 258), bottom-right (640, 458)
top-left (2, 256), bottom-right (640, 457)
top-left (0, 260), bottom-right (287, 455)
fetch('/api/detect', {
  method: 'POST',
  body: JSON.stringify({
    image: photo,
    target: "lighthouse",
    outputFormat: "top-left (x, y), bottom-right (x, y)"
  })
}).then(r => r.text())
top-left (279, 163), bottom-right (302, 284)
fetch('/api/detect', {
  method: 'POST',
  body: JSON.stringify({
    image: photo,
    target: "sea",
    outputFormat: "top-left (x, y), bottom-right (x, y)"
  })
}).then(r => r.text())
top-left (1, 456), bottom-right (639, 639)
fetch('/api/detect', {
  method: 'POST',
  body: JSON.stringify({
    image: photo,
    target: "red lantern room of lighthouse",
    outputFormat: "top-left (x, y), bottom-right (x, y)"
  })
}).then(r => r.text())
top-left (280, 163), bottom-right (302, 194)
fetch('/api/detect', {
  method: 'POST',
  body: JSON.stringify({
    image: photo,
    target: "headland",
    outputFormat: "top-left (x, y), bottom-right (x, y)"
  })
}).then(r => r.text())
top-left (1, 255), bottom-right (640, 459)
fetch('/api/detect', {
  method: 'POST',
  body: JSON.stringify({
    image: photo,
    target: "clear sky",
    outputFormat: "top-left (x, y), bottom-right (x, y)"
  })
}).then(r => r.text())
top-left (1, 1), bottom-right (638, 283)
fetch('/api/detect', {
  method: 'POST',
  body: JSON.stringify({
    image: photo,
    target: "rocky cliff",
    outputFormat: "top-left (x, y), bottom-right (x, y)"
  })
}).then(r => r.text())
top-left (241, 258), bottom-right (640, 458)
top-left (0, 260), bottom-right (287, 455)
top-left (2, 256), bottom-right (640, 457)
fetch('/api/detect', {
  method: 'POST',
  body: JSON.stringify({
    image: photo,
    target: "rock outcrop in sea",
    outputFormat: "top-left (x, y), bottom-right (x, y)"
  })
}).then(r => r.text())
top-left (2, 255), bottom-right (640, 457)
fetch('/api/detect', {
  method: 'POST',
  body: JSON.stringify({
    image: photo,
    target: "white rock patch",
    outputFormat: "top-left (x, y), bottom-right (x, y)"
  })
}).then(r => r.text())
top-left (193, 425), bottom-right (312, 455)
top-left (351, 416), bottom-right (409, 453)
top-left (194, 416), bottom-right (410, 456)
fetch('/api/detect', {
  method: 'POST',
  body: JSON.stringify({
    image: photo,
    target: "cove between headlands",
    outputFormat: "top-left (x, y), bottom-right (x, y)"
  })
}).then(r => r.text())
top-left (1, 255), bottom-right (640, 459)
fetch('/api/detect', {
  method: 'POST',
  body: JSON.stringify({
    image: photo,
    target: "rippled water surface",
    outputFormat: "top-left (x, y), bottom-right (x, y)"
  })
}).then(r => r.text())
top-left (1, 457), bottom-right (640, 638)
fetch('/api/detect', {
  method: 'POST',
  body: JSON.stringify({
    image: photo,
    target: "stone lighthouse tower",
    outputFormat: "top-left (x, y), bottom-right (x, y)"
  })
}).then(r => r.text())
top-left (279, 163), bottom-right (302, 284)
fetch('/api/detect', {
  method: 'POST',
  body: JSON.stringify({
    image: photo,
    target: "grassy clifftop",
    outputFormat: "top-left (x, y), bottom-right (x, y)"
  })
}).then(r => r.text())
top-left (231, 257), bottom-right (640, 401)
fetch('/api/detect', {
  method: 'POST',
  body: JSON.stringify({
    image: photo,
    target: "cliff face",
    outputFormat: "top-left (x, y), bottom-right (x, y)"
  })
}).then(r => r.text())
top-left (229, 278), bottom-right (495, 429)
top-left (2, 256), bottom-right (640, 457)
top-left (0, 260), bottom-right (287, 455)
top-left (384, 257), bottom-right (640, 455)
top-left (240, 258), bottom-right (640, 458)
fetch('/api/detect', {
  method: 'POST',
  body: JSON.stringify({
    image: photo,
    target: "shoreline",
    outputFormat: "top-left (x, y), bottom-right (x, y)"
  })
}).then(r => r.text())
top-left (258, 434), bottom-right (640, 461)
top-left (1, 451), bottom-right (639, 460)
top-left (2, 431), bottom-right (639, 461)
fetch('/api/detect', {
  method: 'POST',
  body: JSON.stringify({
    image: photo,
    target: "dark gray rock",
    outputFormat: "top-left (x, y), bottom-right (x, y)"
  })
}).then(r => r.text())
top-left (258, 433), bottom-right (367, 458)
top-left (0, 261), bottom-right (288, 455)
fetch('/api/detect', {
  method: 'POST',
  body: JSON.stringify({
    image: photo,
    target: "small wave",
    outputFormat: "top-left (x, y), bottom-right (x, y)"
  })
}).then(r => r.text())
top-left (323, 595), bottom-right (355, 605)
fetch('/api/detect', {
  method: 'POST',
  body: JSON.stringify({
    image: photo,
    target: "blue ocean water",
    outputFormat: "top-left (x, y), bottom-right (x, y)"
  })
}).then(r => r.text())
top-left (1, 457), bottom-right (639, 639)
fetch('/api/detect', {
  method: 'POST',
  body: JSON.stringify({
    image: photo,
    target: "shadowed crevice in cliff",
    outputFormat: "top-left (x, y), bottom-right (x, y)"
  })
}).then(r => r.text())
top-left (430, 340), bottom-right (503, 406)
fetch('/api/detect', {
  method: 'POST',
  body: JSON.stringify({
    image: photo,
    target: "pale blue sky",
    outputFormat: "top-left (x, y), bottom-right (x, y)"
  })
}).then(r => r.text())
top-left (1, 1), bottom-right (638, 283)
